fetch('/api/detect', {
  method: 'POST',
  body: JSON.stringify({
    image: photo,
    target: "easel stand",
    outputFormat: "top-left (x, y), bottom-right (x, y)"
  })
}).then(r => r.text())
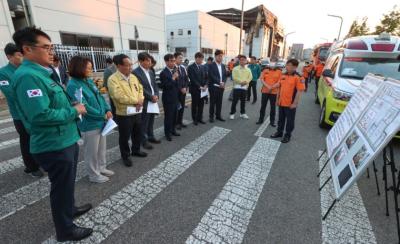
top-left (382, 143), bottom-right (400, 244)
top-left (316, 148), bottom-right (338, 220)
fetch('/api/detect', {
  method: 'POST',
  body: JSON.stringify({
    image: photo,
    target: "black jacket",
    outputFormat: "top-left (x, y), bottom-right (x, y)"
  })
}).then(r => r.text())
top-left (160, 67), bottom-right (179, 104)
top-left (206, 62), bottom-right (227, 90)
top-left (187, 63), bottom-right (207, 93)
top-left (132, 66), bottom-right (159, 108)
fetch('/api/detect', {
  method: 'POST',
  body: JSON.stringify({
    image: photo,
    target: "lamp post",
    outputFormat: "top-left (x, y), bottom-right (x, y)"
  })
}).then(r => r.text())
top-left (327, 14), bottom-right (343, 40)
top-left (282, 31), bottom-right (295, 59)
top-left (238, 0), bottom-right (244, 54)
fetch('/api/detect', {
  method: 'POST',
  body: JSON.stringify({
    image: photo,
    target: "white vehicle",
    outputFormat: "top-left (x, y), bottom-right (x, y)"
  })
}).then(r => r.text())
top-left (317, 33), bottom-right (400, 128)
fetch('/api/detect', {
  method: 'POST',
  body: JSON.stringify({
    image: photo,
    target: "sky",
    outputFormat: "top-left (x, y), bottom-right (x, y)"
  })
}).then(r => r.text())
top-left (165, 0), bottom-right (399, 48)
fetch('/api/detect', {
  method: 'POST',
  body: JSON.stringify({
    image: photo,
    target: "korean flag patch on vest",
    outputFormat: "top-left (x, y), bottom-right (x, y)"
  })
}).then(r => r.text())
top-left (27, 89), bottom-right (43, 98)
top-left (0, 80), bottom-right (9, 86)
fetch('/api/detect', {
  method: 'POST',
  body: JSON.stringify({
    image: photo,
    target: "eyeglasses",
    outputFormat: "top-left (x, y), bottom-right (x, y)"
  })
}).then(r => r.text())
top-left (31, 45), bottom-right (54, 53)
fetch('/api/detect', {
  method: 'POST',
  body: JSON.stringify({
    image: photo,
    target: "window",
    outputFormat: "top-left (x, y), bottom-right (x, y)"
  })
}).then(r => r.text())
top-left (178, 29), bottom-right (183, 35)
top-left (201, 48), bottom-right (213, 55)
top-left (170, 32), bottom-right (174, 36)
top-left (60, 32), bottom-right (114, 48)
top-left (175, 47), bottom-right (187, 53)
top-left (129, 40), bottom-right (159, 52)
top-left (187, 30), bottom-right (191, 35)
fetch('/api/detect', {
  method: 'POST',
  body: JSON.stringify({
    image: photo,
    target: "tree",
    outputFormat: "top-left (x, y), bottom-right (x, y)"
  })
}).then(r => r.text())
top-left (346, 17), bottom-right (370, 38)
top-left (374, 5), bottom-right (400, 36)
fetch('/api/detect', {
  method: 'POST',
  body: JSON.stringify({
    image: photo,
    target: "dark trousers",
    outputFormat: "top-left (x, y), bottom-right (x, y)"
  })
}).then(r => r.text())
top-left (13, 120), bottom-right (39, 172)
top-left (32, 143), bottom-right (79, 238)
top-left (209, 88), bottom-right (224, 119)
top-left (230, 89), bottom-right (246, 115)
top-left (247, 80), bottom-right (257, 101)
top-left (191, 90), bottom-right (205, 122)
top-left (110, 98), bottom-right (116, 118)
top-left (277, 106), bottom-right (296, 137)
top-left (259, 93), bottom-right (277, 123)
top-left (141, 108), bottom-right (156, 144)
top-left (163, 102), bottom-right (177, 137)
top-left (116, 114), bottom-right (142, 159)
top-left (176, 92), bottom-right (186, 125)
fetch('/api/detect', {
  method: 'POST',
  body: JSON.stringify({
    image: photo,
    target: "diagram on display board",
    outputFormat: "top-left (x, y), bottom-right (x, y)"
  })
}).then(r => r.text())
top-left (325, 74), bottom-right (400, 199)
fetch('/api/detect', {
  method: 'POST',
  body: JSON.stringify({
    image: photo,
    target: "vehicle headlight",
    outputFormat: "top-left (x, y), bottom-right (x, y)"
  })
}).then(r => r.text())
top-left (332, 89), bottom-right (352, 101)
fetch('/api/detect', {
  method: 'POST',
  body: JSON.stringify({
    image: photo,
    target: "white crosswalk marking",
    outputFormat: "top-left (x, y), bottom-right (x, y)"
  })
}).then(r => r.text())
top-left (0, 118), bottom-right (13, 125)
top-left (186, 137), bottom-right (280, 244)
top-left (318, 151), bottom-right (377, 244)
top-left (0, 156), bottom-right (23, 175)
top-left (0, 138), bottom-right (19, 150)
top-left (0, 122), bottom-right (190, 220)
top-left (43, 126), bottom-right (231, 244)
top-left (0, 126), bottom-right (15, 135)
top-left (254, 116), bottom-right (270, 137)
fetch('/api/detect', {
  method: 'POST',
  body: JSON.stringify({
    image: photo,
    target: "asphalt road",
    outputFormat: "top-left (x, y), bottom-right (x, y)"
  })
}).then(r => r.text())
top-left (0, 79), bottom-right (400, 244)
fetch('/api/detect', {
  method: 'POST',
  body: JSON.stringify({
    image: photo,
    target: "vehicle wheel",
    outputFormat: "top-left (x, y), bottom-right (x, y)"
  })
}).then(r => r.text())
top-left (319, 101), bottom-right (329, 129)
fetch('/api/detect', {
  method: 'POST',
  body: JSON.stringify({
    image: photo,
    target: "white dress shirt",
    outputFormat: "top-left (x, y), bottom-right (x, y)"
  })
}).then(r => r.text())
top-left (140, 65), bottom-right (154, 95)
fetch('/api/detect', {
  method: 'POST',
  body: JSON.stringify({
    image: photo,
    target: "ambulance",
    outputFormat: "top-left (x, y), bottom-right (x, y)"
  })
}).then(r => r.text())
top-left (317, 33), bottom-right (400, 128)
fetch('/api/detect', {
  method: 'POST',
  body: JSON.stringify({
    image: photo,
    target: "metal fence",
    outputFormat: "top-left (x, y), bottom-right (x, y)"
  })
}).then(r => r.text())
top-left (54, 45), bottom-right (164, 72)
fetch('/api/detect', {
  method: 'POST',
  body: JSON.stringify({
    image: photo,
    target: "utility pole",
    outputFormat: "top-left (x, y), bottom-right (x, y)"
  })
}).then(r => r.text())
top-left (328, 14), bottom-right (343, 40)
top-left (238, 0), bottom-right (244, 54)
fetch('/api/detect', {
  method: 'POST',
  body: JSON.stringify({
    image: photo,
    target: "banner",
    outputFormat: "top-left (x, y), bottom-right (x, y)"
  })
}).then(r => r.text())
top-left (326, 74), bottom-right (400, 199)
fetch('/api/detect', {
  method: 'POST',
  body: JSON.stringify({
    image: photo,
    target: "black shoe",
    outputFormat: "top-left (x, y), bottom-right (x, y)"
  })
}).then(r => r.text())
top-left (142, 142), bottom-right (153, 150)
top-left (256, 120), bottom-right (263, 125)
top-left (166, 136), bottom-right (172, 141)
top-left (198, 120), bottom-right (206, 124)
top-left (56, 225), bottom-right (93, 242)
top-left (123, 158), bottom-right (133, 167)
top-left (252, 101), bottom-right (257, 104)
top-left (133, 151), bottom-right (148, 157)
top-left (216, 117), bottom-right (225, 122)
top-left (181, 124), bottom-right (187, 128)
top-left (176, 124), bottom-right (182, 130)
top-left (270, 132), bottom-right (283, 138)
top-left (194, 121), bottom-right (198, 126)
top-left (148, 138), bottom-right (161, 144)
top-left (246, 99), bottom-right (250, 102)
top-left (73, 204), bottom-right (92, 218)
top-left (209, 118), bottom-right (214, 123)
top-left (172, 132), bottom-right (181, 136)
top-left (281, 135), bottom-right (291, 143)
top-left (30, 169), bottom-right (44, 178)
top-left (270, 123), bottom-right (277, 127)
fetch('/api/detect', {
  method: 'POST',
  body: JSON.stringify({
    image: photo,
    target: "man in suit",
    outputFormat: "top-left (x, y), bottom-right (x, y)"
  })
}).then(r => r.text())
top-left (207, 49), bottom-right (227, 122)
top-left (52, 55), bottom-right (69, 86)
top-left (160, 54), bottom-right (180, 141)
top-left (188, 52), bottom-right (207, 125)
top-left (133, 52), bottom-right (161, 150)
top-left (174, 52), bottom-right (189, 130)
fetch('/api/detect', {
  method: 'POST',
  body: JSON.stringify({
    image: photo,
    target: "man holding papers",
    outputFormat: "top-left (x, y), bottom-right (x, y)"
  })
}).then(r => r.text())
top-left (133, 52), bottom-right (161, 150)
top-left (230, 55), bottom-right (252, 120)
top-left (108, 54), bottom-right (147, 167)
top-left (207, 49), bottom-right (227, 122)
top-left (188, 52), bottom-right (207, 126)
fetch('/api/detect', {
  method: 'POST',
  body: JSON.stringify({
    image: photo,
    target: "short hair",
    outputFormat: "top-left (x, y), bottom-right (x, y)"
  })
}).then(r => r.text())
top-left (150, 56), bottom-right (156, 65)
top-left (53, 55), bottom-right (60, 62)
top-left (4, 43), bottom-right (19, 56)
top-left (106, 57), bottom-right (113, 64)
top-left (214, 49), bottom-right (224, 56)
top-left (207, 57), bottom-right (214, 62)
top-left (68, 56), bottom-right (92, 79)
top-left (250, 56), bottom-right (257, 60)
top-left (164, 53), bottom-right (175, 62)
top-left (12, 26), bottom-right (51, 54)
top-left (138, 52), bottom-right (152, 62)
top-left (231, 59), bottom-right (234, 61)
top-left (174, 52), bottom-right (183, 58)
top-left (286, 59), bottom-right (299, 67)
top-left (238, 55), bottom-right (247, 60)
top-left (114, 54), bottom-right (130, 66)
top-left (195, 52), bottom-right (204, 59)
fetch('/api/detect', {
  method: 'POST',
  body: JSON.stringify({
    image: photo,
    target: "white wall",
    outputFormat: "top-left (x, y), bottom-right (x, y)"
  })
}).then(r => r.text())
top-left (0, 0), bottom-right (166, 54)
top-left (0, 0), bottom-right (14, 66)
top-left (166, 10), bottom-right (243, 62)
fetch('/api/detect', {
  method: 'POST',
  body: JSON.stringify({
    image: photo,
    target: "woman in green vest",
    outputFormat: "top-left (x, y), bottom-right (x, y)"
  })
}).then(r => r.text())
top-left (66, 56), bottom-right (114, 183)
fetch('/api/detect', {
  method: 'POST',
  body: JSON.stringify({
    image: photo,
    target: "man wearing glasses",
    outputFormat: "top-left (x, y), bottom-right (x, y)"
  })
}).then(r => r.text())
top-left (12, 26), bottom-right (92, 242)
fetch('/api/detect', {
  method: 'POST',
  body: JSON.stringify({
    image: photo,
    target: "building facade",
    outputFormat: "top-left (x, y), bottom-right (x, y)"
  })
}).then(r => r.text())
top-left (208, 5), bottom-right (284, 61)
top-left (0, 0), bottom-right (166, 66)
top-left (166, 10), bottom-right (244, 61)
top-left (289, 43), bottom-right (304, 60)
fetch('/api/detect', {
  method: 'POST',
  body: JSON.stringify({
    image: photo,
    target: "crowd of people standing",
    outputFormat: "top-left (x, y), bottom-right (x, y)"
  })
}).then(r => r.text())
top-left (0, 26), bottom-right (317, 241)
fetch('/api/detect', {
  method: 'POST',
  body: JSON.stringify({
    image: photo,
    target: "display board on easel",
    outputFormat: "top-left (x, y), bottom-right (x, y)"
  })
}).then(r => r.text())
top-left (326, 74), bottom-right (400, 199)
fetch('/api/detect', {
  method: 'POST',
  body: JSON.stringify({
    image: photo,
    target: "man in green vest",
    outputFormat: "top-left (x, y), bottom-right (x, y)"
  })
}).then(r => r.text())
top-left (0, 43), bottom-right (43, 177)
top-left (12, 26), bottom-right (92, 242)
